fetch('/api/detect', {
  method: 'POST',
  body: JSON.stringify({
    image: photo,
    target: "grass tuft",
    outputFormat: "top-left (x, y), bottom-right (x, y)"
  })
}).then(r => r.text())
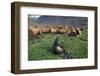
top-left (28, 29), bottom-right (88, 61)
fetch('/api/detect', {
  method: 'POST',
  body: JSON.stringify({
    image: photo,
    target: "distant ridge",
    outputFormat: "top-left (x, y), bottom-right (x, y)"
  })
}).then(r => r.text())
top-left (28, 15), bottom-right (88, 26)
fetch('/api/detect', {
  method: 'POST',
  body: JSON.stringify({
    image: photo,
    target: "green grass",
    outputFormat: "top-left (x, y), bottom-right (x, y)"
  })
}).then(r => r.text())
top-left (28, 29), bottom-right (88, 61)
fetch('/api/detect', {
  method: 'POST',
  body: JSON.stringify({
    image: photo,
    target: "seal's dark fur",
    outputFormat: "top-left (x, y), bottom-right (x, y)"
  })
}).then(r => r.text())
top-left (53, 37), bottom-right (73, 59)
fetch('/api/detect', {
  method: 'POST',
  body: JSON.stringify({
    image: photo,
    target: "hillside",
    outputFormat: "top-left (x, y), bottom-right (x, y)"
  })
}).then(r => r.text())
top-left (28, 15), bottom-right (88, 27)
top-left (28, 29), bottom-right (88, 60)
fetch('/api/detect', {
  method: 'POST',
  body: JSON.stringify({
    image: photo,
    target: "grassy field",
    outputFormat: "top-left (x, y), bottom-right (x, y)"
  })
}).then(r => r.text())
top-left (28, 29), bottom-right (88, 61)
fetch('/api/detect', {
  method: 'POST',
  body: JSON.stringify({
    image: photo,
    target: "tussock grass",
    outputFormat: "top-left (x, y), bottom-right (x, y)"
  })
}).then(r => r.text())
top-left (28, 29), bottom-right (88, 61)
